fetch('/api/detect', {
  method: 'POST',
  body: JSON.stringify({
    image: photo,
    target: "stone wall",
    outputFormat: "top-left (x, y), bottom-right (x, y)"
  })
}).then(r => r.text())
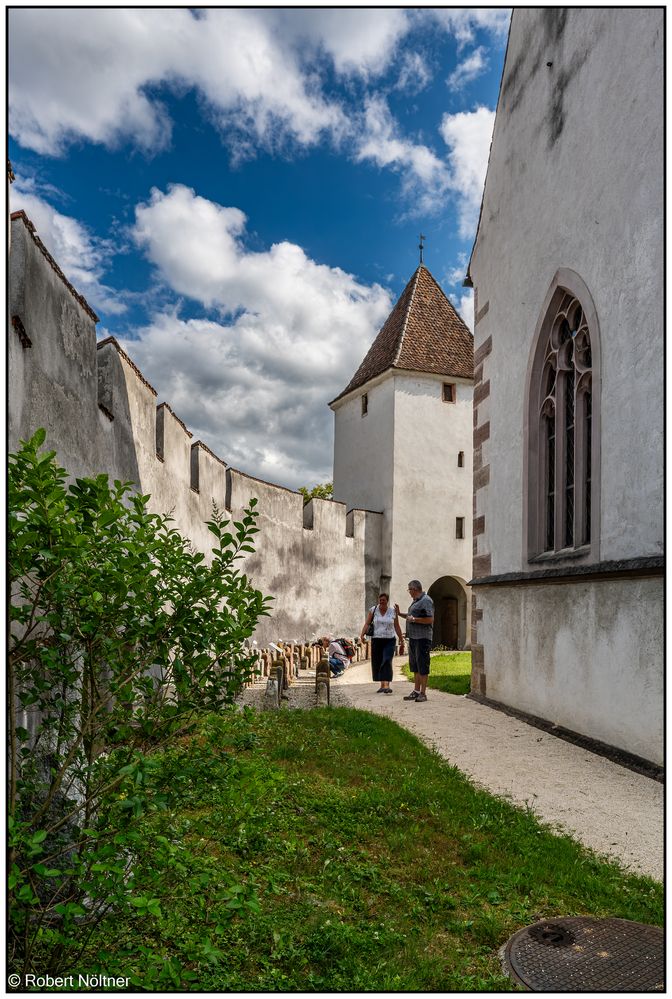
top-left (9, 210), bottom-right (382, 646)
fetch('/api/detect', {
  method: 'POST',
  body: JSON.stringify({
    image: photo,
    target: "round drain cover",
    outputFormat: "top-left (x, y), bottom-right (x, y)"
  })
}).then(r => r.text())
top-left (503, 917), bottom-right (664, 992)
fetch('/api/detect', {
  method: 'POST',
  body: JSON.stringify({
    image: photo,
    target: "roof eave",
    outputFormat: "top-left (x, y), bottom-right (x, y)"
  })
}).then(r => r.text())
top-left (328, 366), bottom-right (395, 409)
top-left (329, 363), bottom-right (474, 410)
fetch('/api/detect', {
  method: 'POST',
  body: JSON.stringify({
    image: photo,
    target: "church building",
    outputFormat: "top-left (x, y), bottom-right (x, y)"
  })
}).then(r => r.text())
top-left (466, 8), bottom-right (663, 764)
top-left (330, 261), bottom-right (474, 648)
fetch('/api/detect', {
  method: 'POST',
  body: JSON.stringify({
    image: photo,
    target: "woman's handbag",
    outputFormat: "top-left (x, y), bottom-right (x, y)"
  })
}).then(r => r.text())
top-left (365, 606), bottom-right (376, 637)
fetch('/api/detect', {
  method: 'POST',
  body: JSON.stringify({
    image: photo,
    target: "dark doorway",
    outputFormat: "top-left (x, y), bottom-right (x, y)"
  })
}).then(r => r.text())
top-left (427, 576), bottom-right (467, 649)
top-left (434, 596), bottom-right (458, 648)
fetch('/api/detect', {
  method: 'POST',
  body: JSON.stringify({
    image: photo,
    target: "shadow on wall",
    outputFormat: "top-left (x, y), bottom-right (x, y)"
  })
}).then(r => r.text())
top-left (363, 509), bottom-right (384, 612)
top-left (95, 341), bottom-right (145, 493)
top-left (9, 210), bottom-right (387, 651)
top-left (9, 216), bottom-right (144, 492)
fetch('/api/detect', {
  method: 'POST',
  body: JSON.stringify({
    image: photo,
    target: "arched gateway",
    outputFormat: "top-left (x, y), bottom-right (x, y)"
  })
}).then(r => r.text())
top-left (428, 576), bottom-right (469, 650)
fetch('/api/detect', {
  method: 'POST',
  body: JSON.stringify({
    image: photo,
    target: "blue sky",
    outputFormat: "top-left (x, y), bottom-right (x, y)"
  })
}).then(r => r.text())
top-left (9, 7), bottom-right (510, 489)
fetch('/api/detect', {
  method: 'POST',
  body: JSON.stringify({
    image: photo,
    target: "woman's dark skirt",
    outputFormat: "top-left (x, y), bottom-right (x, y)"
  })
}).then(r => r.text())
top-left (371, 637), bottom-right (396, 682)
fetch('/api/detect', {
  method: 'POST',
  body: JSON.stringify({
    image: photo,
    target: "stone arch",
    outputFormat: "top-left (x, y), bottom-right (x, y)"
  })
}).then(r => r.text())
top-left (427, 575), bottom-right (470, 650)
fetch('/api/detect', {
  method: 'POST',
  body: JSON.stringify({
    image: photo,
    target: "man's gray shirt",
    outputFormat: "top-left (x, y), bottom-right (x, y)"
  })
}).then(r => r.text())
top-left (407, 592), bottom-right (434, 640)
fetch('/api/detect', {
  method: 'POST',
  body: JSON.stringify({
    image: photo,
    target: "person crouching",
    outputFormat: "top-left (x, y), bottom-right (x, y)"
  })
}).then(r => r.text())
top-left (321, 636), bottom-right (348, 677)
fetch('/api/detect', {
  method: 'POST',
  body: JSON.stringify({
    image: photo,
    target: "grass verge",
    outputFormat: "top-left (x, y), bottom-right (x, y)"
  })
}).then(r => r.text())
top-left (80, 707), bottom-right (660, 991)
top-left (403, 651), bottom-right (473, 695)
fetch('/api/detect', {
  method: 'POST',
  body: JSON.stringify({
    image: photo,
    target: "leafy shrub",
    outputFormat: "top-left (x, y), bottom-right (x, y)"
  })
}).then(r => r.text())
top-left (8, 429), bottom-right (270, 975)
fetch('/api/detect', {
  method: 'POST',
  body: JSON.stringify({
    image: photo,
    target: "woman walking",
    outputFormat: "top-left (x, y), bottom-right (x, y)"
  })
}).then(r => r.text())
top-left (360, 593), bottom-right (404, 693)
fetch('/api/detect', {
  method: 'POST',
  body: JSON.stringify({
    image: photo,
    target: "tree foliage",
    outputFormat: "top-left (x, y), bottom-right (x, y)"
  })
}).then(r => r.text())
top-left (298, 481), bottom-right (333, 505)
top-left (8, 429), bottom-right (270, 975)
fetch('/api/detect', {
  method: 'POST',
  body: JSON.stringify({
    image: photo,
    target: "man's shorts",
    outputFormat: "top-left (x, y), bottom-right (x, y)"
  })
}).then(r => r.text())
top-left (409, 637), bottom-right (432, 675)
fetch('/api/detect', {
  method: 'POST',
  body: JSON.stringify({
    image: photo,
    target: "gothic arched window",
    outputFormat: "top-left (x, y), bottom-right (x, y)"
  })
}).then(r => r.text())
top-left (525, 271), bottom-right (600, 562)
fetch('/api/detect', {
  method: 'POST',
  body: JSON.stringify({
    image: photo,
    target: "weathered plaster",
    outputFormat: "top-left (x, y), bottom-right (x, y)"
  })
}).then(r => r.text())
top-left (8, 213), bottom-right (382, 647)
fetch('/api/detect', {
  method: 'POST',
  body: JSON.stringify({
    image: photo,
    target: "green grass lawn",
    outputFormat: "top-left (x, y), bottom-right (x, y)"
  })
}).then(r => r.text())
top-left (403, 651), bottom-right (473, 695)
top-left (81, 707), bottom-right (662, 992)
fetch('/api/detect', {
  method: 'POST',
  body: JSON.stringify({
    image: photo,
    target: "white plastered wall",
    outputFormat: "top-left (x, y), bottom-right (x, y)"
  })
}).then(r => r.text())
top-left (472, 8), bottom-right (663, 573)
top-left (333, 370), bottom-right (473, 641)
top-left (390, 373), bottom-right (472, 615)
top-left (332, 375), bottom-right (396, 580)
top-left (469, 8), bottom-right (663, 762)
top-left (478, 578), bottom-right (663, 764)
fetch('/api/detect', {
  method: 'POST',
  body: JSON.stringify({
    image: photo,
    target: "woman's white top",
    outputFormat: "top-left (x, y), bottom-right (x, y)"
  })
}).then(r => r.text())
top-left (371, 604), bottom-right (397, 639)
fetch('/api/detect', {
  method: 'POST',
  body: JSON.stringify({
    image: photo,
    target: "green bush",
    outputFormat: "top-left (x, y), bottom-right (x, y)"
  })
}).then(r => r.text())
top-left (8, 430), bottom-right (270, 976)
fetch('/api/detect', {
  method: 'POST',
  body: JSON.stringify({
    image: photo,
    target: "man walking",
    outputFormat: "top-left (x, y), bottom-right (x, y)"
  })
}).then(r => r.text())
top-left (395, 581), bottom-right (434, 702)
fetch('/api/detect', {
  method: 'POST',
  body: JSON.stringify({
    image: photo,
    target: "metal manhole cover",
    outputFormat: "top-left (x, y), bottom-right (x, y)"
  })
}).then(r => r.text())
top-left (502, 917), bottom-right (664, 992)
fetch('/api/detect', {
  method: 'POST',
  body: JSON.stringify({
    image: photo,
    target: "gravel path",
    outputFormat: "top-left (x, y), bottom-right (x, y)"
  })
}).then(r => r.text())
top-left (241, 657), bottom-right (663, 882)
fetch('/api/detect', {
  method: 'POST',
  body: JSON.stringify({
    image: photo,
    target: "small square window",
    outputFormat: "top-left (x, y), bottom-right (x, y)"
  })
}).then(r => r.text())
top-left (442, 383), bottom-right (456, 403)
top-left (361, 393), bottom-right (368, 416)
top-left (456, 517), bottom-right (465, 539)
top-left (458, 451), bottom-right (465, 467)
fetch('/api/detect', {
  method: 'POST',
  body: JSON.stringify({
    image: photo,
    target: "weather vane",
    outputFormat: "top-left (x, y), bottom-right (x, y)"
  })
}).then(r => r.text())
top-left (418, 233), bottom-right (426, 265)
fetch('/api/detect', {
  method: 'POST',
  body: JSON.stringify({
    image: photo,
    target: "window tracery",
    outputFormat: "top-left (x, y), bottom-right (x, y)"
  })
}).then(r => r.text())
top-left (537, 294), bottom-right (593, 553)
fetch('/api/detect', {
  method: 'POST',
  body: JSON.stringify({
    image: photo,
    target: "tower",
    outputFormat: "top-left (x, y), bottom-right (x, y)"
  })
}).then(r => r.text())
top-left (330, 263), bottom-right (474, 648)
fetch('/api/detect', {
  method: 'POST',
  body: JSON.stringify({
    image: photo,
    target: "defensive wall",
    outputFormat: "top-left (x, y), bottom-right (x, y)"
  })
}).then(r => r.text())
top-left (9, 210), bottom-right (383, 645)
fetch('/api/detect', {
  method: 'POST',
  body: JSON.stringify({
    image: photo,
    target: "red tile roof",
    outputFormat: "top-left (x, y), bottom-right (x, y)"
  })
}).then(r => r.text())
top-left (330, 265), bottom-right (473, 405)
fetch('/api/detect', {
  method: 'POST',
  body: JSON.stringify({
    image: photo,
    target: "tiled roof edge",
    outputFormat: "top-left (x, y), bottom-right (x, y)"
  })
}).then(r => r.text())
top-left (97, 335), bottom-right (158, 396)
top-left (157, 401), bottom-right (193, 437)
top-left (11, 210), bottom-right (100, 323)
top-left (328, 367), bottom-right (396, 407)
top-left (227, 466), bottom-right (309, 497)
top-left (192, 439), bottom-right (227, 468)
top-left (392, 265), bottom-right (421, 367)
top-left (423, 266), bottom-right (473, 338)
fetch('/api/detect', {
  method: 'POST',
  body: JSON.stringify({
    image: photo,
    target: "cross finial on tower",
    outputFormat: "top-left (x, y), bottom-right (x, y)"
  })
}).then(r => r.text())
top-left (418, 233), bottom-right (426, 265)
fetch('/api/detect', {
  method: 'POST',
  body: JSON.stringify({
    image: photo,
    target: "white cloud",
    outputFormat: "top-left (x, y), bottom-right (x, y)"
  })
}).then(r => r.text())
top-left (457, 289), bottom-right (474, 331)
top-left (9, 8), bottom-right (504, 228)
top-left (290, 9), bottom-right (411, 79)
top-left (355, 96), bottom-right (450, 214)
top-left (8, 9), bottom-right (420, 161)
top-left (394, 51), bottom-right (432, 94)
top-left (9, 9), bottom-right (345, 157)
top-left (124, 185), bottom-right (392, 487)
top-left (447, 46), bottom-right (489, 91)
top-left (444, 252), bottom-right (469, 287)
top-left (10, 180), bottom-right (126, 315)
top-left (439, 106), bottom-right (495, 239)
top-left (429, 9), bottom-right (511, 49)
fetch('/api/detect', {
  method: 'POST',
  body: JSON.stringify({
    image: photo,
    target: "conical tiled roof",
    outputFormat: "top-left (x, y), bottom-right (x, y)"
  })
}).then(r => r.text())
top-left (330, 264), bottom-right (473, 405)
